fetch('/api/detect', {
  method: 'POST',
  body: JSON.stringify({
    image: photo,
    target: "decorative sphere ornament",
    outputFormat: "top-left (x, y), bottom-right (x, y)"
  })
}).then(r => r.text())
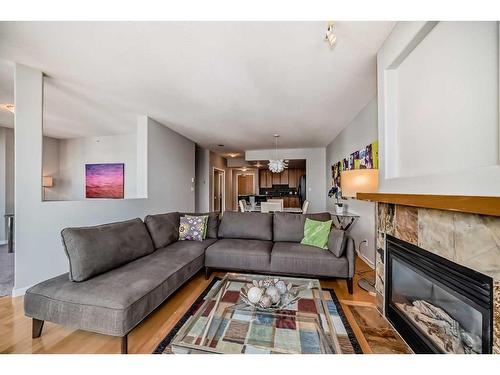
top-left (275, 280), bottom-right (287, 295)
top-left (260, 295), bottom-right (272, 308)
top-left (266, 286), bottom-right (281, 304)
top-left (247, 287), bottom-right (263, 304)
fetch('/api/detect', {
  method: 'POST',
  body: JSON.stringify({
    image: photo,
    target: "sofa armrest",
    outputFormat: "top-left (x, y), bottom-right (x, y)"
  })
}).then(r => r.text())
top-left (345, 236), bottom-right (355, 278)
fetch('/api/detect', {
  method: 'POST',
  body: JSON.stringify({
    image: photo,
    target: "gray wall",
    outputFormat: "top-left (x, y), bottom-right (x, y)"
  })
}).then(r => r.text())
top-left (195, 145), bottom-right (210, 212)
top-left (325, 98), bottom-right (378, 266)
top-left (14, 64), bottom-right (196, 295)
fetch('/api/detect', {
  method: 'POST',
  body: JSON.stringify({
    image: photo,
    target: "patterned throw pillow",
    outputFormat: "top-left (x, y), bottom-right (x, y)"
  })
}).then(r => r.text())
top-left (185, 215), bottom-right (209, 239)
top-left (179, 216), bottom-right (206, 242)
top-left (300, 218), bottom-right (333, 249)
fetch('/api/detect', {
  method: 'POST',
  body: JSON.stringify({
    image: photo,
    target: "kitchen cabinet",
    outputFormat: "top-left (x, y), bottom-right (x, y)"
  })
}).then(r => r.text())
top-left (272, 171), bottom-right (281, 185)
top-left (289, 196), bottom-right (300, 208)
top-left (283, 196), bottom-right (300, 208)
top-left (280, 169), bottom-right (289, 185)
top-left (259, 168), bottom-right (304, 190)
top-left (266, 170), bottom-right (273, 188)
top-left (259, 169), bottom-right (267, 189)
top-left (288, 169), bottom-right (297, 188)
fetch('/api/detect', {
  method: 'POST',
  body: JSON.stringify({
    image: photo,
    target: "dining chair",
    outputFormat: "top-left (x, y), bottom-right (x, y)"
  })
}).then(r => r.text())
top-left (238, 200), bottom-right (247, 212)
top-left (267, 198), bottom-right (284, 211)
top-left (301, 200), bottom-right (310, 214)
top-left (261, 202), bottom-right (282, 213)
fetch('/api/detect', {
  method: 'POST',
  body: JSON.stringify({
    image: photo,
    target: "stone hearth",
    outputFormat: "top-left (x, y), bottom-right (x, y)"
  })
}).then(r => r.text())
top-left (375, 203), bottom-right (500, 354)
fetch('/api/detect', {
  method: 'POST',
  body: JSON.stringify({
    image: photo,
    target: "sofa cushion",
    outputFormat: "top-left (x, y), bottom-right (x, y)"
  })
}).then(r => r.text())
top-left (180, 212), bottom-right (220, 239)
top-left (24, 239), bottom-right (216, 337)
top-left (144, 212), bottom-right (180, 249)
top-left (270, 242), bottom-right (348, 278)
top-left (328, 228), bottom-right (346, 257)
top-left (218, 212), bottom-right (273, 241)
top-left (61, 218), bottom-right (155, 282)
top-left (205, 239), bottom-right (273, 271)
top-left (273, 212), bottom-right (332, 242)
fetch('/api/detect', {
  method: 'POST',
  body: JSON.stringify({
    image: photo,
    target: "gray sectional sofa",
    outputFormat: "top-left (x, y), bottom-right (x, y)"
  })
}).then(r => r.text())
top-left (24, 211), bottom-right (355, 353)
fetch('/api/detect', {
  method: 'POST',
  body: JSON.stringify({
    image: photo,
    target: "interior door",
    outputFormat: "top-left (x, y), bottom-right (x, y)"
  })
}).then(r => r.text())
top-left (213, 169), bottom-right (223, 213)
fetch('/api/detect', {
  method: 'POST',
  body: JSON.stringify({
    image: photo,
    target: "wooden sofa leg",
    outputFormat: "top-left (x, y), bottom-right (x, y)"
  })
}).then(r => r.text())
top-left (346, 278), bottom-right (353, 295)
top-left (121, 335), bottom-right (128, 354)
top-left (205, 267), bottom-right (211, 280)
top-left (32, 318), bottom-right (44, 338)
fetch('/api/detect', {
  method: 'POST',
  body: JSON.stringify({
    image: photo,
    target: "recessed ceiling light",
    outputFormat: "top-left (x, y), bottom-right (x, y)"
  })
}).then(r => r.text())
top-left (218, 144), bottom-right (224, 147)
top-left (0, 104), bottom-right (15, 114)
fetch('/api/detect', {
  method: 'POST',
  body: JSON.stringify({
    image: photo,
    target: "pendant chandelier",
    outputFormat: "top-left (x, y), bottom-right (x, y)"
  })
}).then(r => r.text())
top-left (268, 134), bottom-right (288, 173)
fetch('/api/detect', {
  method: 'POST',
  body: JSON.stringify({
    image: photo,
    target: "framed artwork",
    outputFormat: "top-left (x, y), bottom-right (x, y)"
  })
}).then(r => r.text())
top-left (85, 163), bottom-right (124, 199)
top-left (330, 140), bottom-right (379, 193)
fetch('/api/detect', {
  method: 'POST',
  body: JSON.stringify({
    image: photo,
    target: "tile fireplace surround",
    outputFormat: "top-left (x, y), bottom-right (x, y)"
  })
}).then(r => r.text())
top-left (375, 203), bottom-right (500, 354)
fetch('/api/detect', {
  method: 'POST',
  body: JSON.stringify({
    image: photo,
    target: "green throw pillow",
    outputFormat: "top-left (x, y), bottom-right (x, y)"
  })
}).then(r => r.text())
top-left (301, 218), bottom-right (332, 249)
top-left (185, 215), bottom-right (209, 239)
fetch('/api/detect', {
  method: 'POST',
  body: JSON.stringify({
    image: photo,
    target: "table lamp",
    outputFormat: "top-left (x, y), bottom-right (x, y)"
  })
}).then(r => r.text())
top-left (340, 169), bottom-right (378, 294)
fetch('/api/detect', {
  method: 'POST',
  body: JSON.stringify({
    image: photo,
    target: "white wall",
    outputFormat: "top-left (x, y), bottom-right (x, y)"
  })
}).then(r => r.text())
top-left (246, 148), bottom-right (326, 212)
top-left (14, 64), bottom-right (196, 295)
top-left (57, 134), bottom-right (138, 200)
top-left (325, 98), bottom-right (378, 266)
top-left (378, 21), bottom-right (500, 195)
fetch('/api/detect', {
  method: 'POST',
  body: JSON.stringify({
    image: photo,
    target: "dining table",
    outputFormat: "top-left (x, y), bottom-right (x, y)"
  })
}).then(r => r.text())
top-left (246, 205), bottom-right (303, 213)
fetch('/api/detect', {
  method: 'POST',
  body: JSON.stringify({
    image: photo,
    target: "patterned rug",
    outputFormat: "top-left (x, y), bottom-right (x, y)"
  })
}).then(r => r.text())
top-left (153, 278), bottom-right (362, 354)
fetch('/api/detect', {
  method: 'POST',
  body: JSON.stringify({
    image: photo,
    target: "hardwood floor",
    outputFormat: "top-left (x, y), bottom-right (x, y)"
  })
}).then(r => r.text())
top-left (0, 257), bottom-right (409, 354)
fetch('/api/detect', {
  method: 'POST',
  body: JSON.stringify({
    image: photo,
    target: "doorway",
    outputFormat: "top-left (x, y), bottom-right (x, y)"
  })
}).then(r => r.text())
top-left (212, 168), bottom-right (225, 214)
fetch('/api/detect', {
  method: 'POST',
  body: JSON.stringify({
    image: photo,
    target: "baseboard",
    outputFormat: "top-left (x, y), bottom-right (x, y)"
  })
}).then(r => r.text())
top-left (12, 285), bottom-right (31, 297)
top-left (357, 251), bottom-right (375, 270)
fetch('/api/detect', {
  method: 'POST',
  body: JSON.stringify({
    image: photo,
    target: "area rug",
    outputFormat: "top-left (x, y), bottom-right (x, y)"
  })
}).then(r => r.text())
top-left (153, 278), bottom-right (362, 354)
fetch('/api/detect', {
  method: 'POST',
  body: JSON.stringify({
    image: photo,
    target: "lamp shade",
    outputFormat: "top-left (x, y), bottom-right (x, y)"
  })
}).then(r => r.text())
top-left (42, 176), bottom-right (54, 188)
top-left (340, 169), bottom-right (378, 198)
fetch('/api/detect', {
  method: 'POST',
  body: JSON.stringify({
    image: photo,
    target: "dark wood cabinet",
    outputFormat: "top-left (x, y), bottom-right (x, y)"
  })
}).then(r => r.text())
top-left (272, 171), bottom-right (281, 185)
top-left (280, 169), bottom-right (289, 185)
top-left (288, 169), bottom-right (297, 188)
top-left (266, 170), bottom-right (273, 188)
top-left (283, 196), bottom-right (300, 208)
top-left (258, 168), bottom-right (305, 191)
top-left (288, 196), bottom-right (300, 208)
top-left (259, 169), bottom-right (267, 189)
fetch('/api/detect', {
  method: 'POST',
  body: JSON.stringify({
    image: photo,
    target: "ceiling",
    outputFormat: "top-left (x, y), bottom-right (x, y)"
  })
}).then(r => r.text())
top-left (0, 21), bottom-right (394, 150)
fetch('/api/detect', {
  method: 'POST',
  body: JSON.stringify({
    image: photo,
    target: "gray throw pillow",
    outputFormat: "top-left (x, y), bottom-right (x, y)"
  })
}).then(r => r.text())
top-left (328, 228), bottom-right (346, 257)
top-left (61, 218), bottom-right (155, 282)
top-left (144, 212), bottom-right (180, 249)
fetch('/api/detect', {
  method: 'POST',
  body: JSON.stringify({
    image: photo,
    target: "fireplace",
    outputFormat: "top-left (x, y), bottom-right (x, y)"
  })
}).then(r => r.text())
top-left (385, 235), bottom-right (493, 354)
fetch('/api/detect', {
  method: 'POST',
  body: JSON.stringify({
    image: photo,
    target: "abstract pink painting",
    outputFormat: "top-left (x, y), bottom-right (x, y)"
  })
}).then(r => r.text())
top-left (85, 163), bottom-right (124, 198)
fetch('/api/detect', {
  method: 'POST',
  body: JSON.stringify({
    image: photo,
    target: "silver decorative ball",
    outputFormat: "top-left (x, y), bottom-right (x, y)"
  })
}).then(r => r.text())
top-left (266, 286), bottom-right (281, 304)
top-left (260, 295), bottom-right (272, 308)
top-left (275, 280), bottom-right (287, 295)
top-left (247, 287), bottom-right (263, 304)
